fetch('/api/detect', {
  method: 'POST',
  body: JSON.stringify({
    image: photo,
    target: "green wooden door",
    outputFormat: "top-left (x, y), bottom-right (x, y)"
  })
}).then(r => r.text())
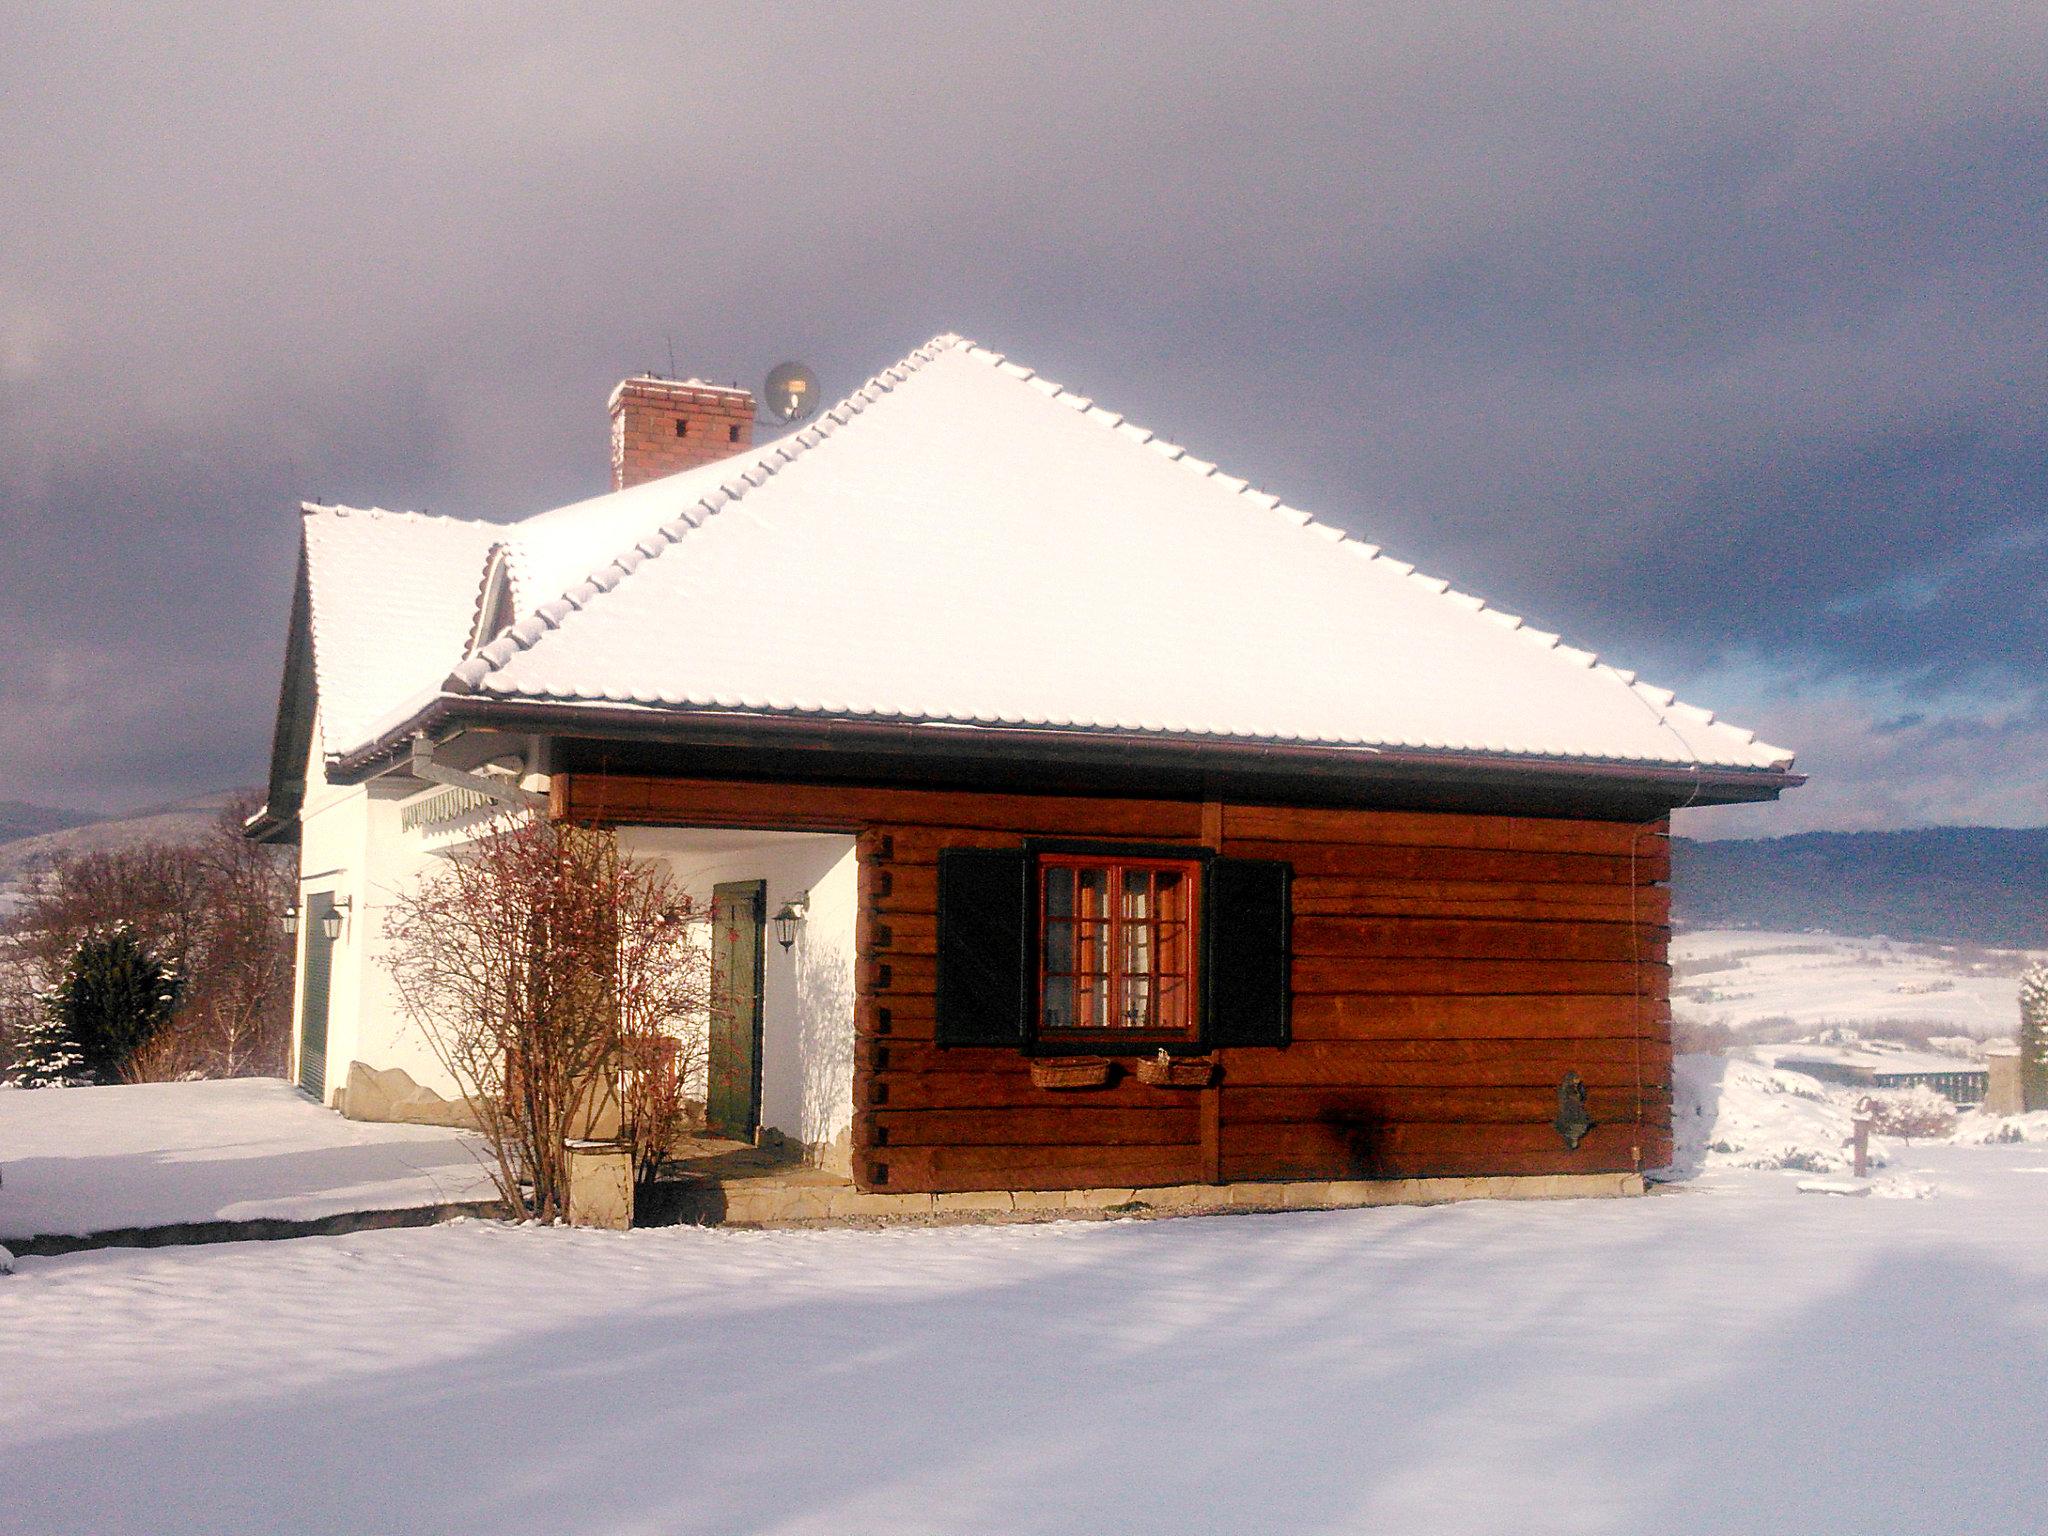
top-left (298, 892), bottom-right (335, 1101)
top-left (706, 880), bottom-right (766, 1140)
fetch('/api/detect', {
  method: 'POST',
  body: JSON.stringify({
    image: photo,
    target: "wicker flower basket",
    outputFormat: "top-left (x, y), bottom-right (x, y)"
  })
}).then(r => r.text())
top-left (1030, 1055), bottom-right (1115, 1090)
top-left (1135, 1052), bottom-right (1216, 1089)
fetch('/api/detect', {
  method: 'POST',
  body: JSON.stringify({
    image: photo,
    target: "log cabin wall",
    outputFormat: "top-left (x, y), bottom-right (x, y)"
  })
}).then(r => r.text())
top-left (553, 773), bottom-right (1674, 1195)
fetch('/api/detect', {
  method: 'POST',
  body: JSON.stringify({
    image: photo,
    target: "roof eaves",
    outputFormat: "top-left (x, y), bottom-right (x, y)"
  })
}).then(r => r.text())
top-left (328, 692), bottom-right (1805, 805)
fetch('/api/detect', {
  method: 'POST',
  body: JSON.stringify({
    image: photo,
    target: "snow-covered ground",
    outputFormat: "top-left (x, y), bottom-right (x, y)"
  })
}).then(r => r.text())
top-left (3, 1140), bottom-right (2044, 1534)
top-left (1672, 927), bottom-right (2039, 1037)
top-left (0, 1078), bottom-right (492, 1239)
top-left (5, 1065), bottom-right (2048, 1533)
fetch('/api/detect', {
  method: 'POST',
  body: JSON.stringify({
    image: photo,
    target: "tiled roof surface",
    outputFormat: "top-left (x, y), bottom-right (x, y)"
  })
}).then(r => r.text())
top-left (299, 504), bottom-right (504, 757)
top-left (428, 335), bottom-right (1791, 774)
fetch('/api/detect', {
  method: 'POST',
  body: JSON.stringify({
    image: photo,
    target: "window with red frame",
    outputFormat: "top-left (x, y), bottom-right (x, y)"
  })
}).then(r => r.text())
top-left (1038, 855), bottom-right (1200, 1040)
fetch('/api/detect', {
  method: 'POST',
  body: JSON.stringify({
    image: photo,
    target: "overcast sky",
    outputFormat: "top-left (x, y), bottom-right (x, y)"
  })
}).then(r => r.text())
top-left (3, 4), bottom-right (2043, 837)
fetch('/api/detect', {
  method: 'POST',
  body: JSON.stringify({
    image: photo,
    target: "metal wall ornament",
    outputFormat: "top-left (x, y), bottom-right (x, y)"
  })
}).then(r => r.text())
top-left (1555, 1070), bottom-right (1595, 1150)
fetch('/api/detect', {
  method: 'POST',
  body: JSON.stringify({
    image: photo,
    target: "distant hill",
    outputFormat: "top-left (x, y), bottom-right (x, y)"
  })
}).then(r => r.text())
top-left (1672, 827), bottom-right (2048, 949)
top-left (0, 800), bottom-right (97, 845)
top-left (0, 791), bottom-right (246, 887)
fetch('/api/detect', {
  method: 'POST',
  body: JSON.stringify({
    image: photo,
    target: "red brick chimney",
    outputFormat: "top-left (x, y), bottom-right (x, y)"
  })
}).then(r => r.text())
top-left (608, 375), bottom-right (756, 491)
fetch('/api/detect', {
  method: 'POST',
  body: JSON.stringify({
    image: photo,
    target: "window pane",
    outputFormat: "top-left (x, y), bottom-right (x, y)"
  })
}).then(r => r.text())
top-left (1077, 866), bottom-right (1110, 920)
top-left (1122, 975), bottom-right (1152, 1029)
top-left (1122, 867), bottom-right (1151, 922)
top-left (1076, 973), bottom-right (1109, 1030)
top-left (1121, 906), bottom-right (1151, 978)
top-left (1046, 921), bottom-right (1074, 975)
top-left (1155, 868), bottom-right (1185, 921)
top-left (1078, 921), bottom-right (1108, 979)
top-left (1042, 975), bottom-right (1074, 1032)
top-left (1045, 865), bottom-right (1074, 918)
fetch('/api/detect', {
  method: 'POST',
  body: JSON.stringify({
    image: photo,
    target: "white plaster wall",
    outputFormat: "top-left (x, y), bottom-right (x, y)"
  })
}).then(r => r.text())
top-left (294, 740), bottom-right (856, 1143)
top-left (293, 719), bottom-right (525, 1108)
top-left (621, 828), bottom-right (858, 1154)
top-left (348, 793), bottom-right (475, 1101)
top-left (291, 712), bottom-right (371, 1106)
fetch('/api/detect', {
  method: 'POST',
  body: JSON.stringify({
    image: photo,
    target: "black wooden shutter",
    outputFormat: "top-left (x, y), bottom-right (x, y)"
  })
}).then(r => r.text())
top-left (1206, 857), bottom-right (1292, 1048)
top-left (935, 848), bottom-right (1031, 1048)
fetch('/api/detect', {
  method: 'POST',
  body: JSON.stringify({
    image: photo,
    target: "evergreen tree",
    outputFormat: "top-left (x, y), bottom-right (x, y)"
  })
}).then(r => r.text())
top-left (13, 996), bottom-right (89, 1088)
top-left (2021, 961), bottom-right (2048, 1114)
top-left (37, 925), bottom-right (181, 1083)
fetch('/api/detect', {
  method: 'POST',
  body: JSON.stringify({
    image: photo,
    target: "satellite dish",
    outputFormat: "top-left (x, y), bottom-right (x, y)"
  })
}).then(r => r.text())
top-left (764, 361), bottom-right (820, 424)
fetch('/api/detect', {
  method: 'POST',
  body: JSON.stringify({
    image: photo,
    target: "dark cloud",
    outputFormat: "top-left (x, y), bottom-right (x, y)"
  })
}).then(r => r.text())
top-left (2, 4), bottom-right (2044, 825)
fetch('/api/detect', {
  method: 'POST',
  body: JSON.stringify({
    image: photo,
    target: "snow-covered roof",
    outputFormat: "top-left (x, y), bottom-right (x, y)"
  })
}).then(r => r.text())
top-left (1767, 1043), bottom-right (1987, 1078)
top-left (299, 504), bottom-right (504, 757)
top-left (302, 334), bottom-right (1794, 781)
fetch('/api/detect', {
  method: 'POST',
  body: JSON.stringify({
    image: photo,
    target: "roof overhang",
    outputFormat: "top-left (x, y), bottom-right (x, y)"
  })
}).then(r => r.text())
top-left (330, 692), bottom-right (1804, 817)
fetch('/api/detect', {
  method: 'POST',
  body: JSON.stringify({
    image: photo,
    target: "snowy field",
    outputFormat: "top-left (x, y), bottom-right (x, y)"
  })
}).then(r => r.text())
top-left (0, 1078), bottom-right (492, 1240)
top-left (4, 1145), bottom-right (2046, 1535)
top-left (5, 1069), bottom-right (2048, 1534)
top-left (1672, 927), bottom-right (2039, 1038)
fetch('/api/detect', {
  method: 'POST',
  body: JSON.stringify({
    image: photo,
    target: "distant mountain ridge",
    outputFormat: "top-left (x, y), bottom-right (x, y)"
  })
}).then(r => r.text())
top-left (0, 799), bottom-right (97, 844)
top-left (0, 791), bottom-right (245, 886)
top-left (1672, 826), bottom-right (2048, 949)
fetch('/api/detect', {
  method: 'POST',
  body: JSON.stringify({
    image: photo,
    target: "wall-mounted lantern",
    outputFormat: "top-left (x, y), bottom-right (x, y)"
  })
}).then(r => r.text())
top-left (280, 902), bottom-right (300, 937)
top-left (321, 896), bottom-right (353, 943)
top-left (772, 891), bottom-right (809, 951)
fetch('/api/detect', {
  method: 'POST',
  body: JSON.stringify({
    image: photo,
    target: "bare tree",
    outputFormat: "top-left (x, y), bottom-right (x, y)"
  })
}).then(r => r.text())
top-left (2, 799), bottom-right (293, 1082)
top-left (382, 813), bottom-right (709, 1220)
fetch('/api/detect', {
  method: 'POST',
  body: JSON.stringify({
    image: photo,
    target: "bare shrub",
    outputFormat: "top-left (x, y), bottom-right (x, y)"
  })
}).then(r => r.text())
top-left (383, 814), bottom-right (710, 1220)
top-left (1858, 1087), bottom-right (1957, 1140)
top-left (1673, 1018), bottom-right (1739, 1055)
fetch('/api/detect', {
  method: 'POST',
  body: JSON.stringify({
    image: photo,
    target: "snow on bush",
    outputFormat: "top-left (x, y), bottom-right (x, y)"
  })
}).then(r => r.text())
top-left (1857, 1085), bottom-right (1957, 1140)
top-left (1664, 1053), bottom-right (1871, 1175)
top-left (1952, 1109), bottom-right (2048, 1145)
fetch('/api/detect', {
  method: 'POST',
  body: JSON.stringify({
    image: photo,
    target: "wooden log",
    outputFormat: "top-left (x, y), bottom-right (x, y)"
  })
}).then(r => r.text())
top-left (1217, 1038), bottom-right (1669, 1087)
top-left (1290, 993), bottom-right (1668, 1040)
top-left (1292, 957), bottom-right (1668, 995)
top-left (1290, 876), bottom-right (1670, 912)
top-left (1292, 916), bottom-right (1666, 963)
top-left (1219, 1117), bottom-right (1645, 1175)
top-left (1222, 1084), bottom-right (1668, 1125)
top-left (1291, 893), bottom-right (1669, 923)
top-left (861, 1106), bottom-right (1200, 1147)
top-left (863, 954), bottom-right (936, 996)
top-left (865, 1071), bottom-right (1168, 1110)
top-left (1222, 839), bottom-right (1668, 885)
top-left (1223, 804), bottom-right (1666, 857)
top-left (861, 1143), bottom-right (1207, 1193)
